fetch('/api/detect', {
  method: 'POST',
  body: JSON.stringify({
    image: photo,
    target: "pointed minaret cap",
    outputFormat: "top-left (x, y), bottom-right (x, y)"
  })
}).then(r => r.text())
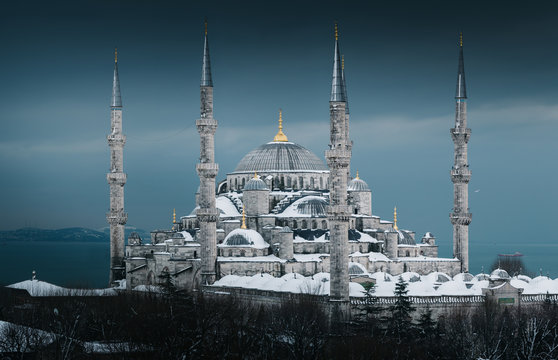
top-left (173, 208), bottom-right (176, 224)
top-left (455, 32), bottom-right (467, 99)
top-left (111, 48), bottom-right (122, 108)
top-left (201, 19), bottom-right (213, 87)
top-left (330, 23), bottom-right (346, 102)
top-left (273, 109), bottom-right (289, 142)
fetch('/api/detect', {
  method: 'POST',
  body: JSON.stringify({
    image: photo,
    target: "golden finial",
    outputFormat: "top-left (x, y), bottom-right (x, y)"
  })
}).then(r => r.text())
top-left (342, 55), bottom-right (345, 70)
top-left (393, 206), bottom-right (398, 231)
top-left (273, 109), bottom-right (289, 142)
top-left (241, 208), bottom-right (247, 229)
top-left (335, 23), bottom-right (338, 41)
top-left (254, 171), bottom-right (258, 179)
top-left (459, 32), bottom-right (463, 47)
top-left (355, 170), bottom-right (359, 180)
top-left (204, 18), bottom-right (208, 36)
top-left (114, 48), bottom-right (118, 63)
top-left (173, 208), bottom-right (176, 224)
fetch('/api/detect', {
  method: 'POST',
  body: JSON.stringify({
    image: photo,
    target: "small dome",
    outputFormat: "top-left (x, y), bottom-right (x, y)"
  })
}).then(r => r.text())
top-left (349, 262), bottom-right (367, 276)
top-left (280, 196), bottom-right (329, 217)
top-left (244, 177), bottom-right (269, 191)
top-left (490, 268), bottom-right (511, 280)
top-left (397, 230), bottom-right (416, 245)
top-left (280, 226), bottom-right (293, 233)
top-left (348, 178), bottom-right (370, 192)
top-left (219, 228), bottom-right (269, 249)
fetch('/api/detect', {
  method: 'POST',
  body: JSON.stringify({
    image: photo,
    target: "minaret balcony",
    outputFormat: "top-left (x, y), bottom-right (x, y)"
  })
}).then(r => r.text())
top-left (107, 172), bottom-right (127, 185)
top-left (327, 205), bottom-right (351, 221)
top-left (450, 128), bottom-right (471, 143)
top-left (196, 208), bottom-right (219, 222)
top-left (107, 134), bottom-right (126, 146)
top-left (106, 211), bottom-right (128, 225)
top-left (196, 118), bottom-right (218, 133)
top-left (325, 149), bottom-right (351, 164)
top-left (450, 168), bottom-right (471, 183)
top-left (450, 212), bottom-right (472, 226)
top-left (196, 163), bottom-right (219, 178)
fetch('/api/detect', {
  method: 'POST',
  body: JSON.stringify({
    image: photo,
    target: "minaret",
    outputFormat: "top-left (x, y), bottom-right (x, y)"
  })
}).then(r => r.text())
top-left (325, 24), bottom-right (351, 308)
top-left (450, 33), bottom-right (471, 273)
top-left (196, 20), bottom-right (219, 285)
top-left (107, 48), bottom-right (127, 285)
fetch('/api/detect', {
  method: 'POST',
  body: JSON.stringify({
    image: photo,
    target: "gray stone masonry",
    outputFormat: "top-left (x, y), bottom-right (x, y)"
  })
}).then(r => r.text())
top-left (326, 98), bottom-right (351, 303)
top-left (197, 80), bottom-right (219, 285)
top-left (107, 106), bottom-right (127, 285)
top-left (451, 100), bottom-right (471, 273)
top-left (385, 230), bottom-right (398, 259)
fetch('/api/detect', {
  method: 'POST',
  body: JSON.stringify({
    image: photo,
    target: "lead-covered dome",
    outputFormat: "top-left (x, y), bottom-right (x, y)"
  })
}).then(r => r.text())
top-left (279, 196), bottom-right (329, 217)
top-left (348, 178), bottom-right (370, 192)
top-left (244, 177), bottom-right (269, 191)
top-left (219, 229), bottom-right (269, 249)
top-left (232, 142), bottom-right (328, 173)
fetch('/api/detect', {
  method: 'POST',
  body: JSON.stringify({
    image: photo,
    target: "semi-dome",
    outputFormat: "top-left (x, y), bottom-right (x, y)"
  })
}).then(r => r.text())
top-left (279, 196), bottom-right (329, 217)
top-left (397, 230), bottom-right (416, 245)
top-left (219, 228), bottom-right (269, 249)
top-left (232, 141), bottom-right (328, 174)
top-left (348, 178), bottom-right (370, 192)
top-left (244, 177), bottom-right (269, 191)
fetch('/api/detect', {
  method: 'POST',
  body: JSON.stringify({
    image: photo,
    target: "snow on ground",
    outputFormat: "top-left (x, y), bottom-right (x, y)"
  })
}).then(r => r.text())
top-left (7, 280), bottom-right (117, 297)
top-left (212, 271), bottom-right (558, 297)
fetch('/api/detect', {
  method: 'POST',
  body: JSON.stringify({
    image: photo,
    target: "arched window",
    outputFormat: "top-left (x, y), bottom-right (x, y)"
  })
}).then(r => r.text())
top-left (235, 178), bottom-right (238, 189)
top-left (320, 177), bottom-right (323, 189)
top-left (321, 220), bottom-right (327, 229)
top-left (228, 250), bottom-right (232, 257)
top-left (240, 250), bottom-right (246, 257)
top-left (301, 220), bottom-right (307, 229)
top-left (293, 220), bottom-right (298, 229)
top-left (194, 251), bottom-right (197, 258)
top-left (310, 177), bottom-right (315, 188)
top-left (405, 250), bottom-right (410, 257)
top-left (287, 177), bottom-right (292, 188)
top-left (241, 178), bottom-right (246, 187)
top-left (311, 220), bottom-right (317, 229)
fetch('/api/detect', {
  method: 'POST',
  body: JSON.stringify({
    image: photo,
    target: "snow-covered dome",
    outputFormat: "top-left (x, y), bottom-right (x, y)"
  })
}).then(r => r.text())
top-left (397, 230), bottom-right (416, 245)
top-left (232, 141), bottom-right (328, 173)
top-left (347, 177), bottom-right (370, 192)
top-left (490, 268), bottom-right (511, 280)
top-left (219, 228), bottom-right (269, 249)
top-left (349, 262), bottom-right (368, 276)
top-left (243, 177), bottom-right (269, 191)
top-left (280, 196), bottom-right (329, 217)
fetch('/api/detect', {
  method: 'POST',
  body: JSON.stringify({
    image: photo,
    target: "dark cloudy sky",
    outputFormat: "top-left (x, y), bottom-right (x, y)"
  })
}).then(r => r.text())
top-left (1, 0), bottom-right (558, 270)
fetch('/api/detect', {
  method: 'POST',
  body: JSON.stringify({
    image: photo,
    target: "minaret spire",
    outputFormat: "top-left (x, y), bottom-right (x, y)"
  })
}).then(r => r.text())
top-left (107, 48), bottom-right (127, 285)
top-left (325, 22), bottom-right (351, 320)
top-left (330, 23), bottom-right (346, 102)
top-left (456, 32), bottom-right (467, 99)
top-left (111, 48), bottom-right (122, 108)
top-left (197, 19), bottom-right (219, 285)
top-left (450, 32), bottom-right (471, 273)
top-left (201, 18), bottom-right (213, 87)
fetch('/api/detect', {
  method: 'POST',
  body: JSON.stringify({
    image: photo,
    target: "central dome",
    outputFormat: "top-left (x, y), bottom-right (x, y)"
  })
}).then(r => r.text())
top-left (233, 141), bottom-right (328, 173)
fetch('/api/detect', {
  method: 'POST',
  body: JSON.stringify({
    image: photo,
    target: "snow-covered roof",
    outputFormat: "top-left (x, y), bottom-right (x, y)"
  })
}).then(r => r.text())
top-left (189, 196), bottom-right (241, 217)
top-left (7, 280), bottom-right (117, 297)
top-left (347, 177), bottom-right (370, 192)
top-left (277, 195), bottom-right (329, 218)
top-left (244, 177), bottom-right (269, 191)
top-left (218, 228), bottom-right (269, 249)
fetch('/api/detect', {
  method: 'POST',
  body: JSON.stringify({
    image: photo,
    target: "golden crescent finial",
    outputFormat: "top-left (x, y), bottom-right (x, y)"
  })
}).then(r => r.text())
top-left (204, 18), bottom-right (208, 36)
top-left (114, 48), bottom-right (117, 63)
top-left (173, 208), bottom-right (176, 224)
top-left (459, 32), bottom-right (463, 47)
top-left (241, 208), bottom-right (247, 229)
top-left (335, 23), bottom-right (338, 41)
top-left (355, 170), bottom-right (359, 179)
top-left (393, 206), bottom-right (398, 231)
top-left (273, 108), bottom-right (288, 142)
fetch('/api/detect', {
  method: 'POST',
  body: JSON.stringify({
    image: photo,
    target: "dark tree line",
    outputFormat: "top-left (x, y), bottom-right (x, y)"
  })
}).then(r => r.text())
top-left (2, 278), bottom-right (558, 359)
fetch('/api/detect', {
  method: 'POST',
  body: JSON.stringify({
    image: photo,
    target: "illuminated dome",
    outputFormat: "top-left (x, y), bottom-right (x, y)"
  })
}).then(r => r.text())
top-left (232, 141), bottom-right (328, 174)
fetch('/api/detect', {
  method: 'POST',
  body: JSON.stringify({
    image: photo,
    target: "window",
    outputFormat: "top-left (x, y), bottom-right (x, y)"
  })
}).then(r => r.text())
top-left (301, 220), bottom-right (307, 229)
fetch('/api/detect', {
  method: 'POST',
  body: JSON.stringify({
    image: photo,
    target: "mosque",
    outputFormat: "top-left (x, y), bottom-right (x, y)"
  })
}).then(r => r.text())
top-left (108, 23), bottom-right (471, 300)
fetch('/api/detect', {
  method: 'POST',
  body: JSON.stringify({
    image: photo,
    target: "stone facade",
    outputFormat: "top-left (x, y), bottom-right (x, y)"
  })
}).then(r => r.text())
top-left (107, 53), bottom-right (127, 285)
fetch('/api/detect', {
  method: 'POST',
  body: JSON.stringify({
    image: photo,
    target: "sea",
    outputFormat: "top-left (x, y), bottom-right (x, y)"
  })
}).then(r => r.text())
top-left (0, 240), bottom-right (556, 288)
